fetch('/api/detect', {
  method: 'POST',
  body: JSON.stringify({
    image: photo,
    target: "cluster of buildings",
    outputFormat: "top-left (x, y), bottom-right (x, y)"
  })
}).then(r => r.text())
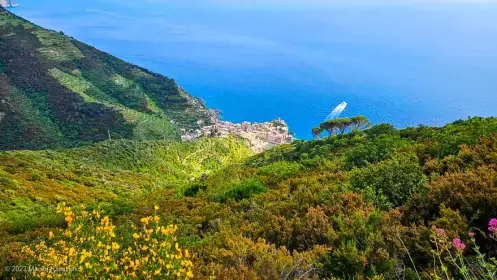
top-left (180, 118), bottom-right (295, 152)
top-left (0, 0), bottom-right (16, 8)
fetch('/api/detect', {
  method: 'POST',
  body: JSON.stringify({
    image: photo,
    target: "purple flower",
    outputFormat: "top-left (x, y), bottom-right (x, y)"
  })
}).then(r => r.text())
top-left (468, 232), bottom-right (475, 238)
top-left (489, 219), bottom-right (497, 227)
top-left (489, 218), bottom-right (497, 234)
top-left (453, 238), bottom-right (466, 251)
top-left (436, 228), bottom-right (446, 236)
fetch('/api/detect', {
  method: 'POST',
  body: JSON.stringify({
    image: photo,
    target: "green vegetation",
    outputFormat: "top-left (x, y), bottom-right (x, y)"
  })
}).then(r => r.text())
top-left (2, 116), bottom-right (497, 279)
top-left (20, 204), bottom-right (194, 279)
top-left (314, 116), bottom-right (371, 139)
top-left (2, 6), bottom-right (497, 280)
top-left (213, 178), bottom-right (267, 203)
top-left (349, 152), bottom-right (427, 209)
top-left (0, 137), bottom-right (253, 235)
top-left (0, 8), bottom-right (212, 150)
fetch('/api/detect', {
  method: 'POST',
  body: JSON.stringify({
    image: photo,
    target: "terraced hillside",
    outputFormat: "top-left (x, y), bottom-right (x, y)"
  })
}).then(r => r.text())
top-left (0, 7), bottom-right (213, 150)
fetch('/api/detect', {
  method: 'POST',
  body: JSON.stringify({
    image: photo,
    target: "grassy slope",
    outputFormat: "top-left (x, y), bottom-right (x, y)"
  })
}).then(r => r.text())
top-left (0, 137), bottom-right (253, 234)
top-left (0, 7), bottom-right (212, 150)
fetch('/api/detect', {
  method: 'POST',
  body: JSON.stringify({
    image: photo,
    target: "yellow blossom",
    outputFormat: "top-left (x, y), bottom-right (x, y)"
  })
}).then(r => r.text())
top-left (140, 217), bottom-right (150, 225)
top-left (22, 206), bottom-right (194, 280)
top-left (75, 224), bottom-right (82, 232)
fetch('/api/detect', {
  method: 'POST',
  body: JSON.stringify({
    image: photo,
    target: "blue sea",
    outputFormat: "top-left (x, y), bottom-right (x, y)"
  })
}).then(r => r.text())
top-left (11, 0), bottom-right (497, 139)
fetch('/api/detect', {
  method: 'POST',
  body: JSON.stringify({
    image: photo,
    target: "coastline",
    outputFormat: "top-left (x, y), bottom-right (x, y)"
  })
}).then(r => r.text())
top-left (180, 116), bottom-right (295, 153)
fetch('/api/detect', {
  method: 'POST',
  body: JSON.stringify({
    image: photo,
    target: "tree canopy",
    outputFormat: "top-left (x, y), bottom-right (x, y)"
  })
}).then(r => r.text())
top-left (316, 115), bottom-right (372, 138)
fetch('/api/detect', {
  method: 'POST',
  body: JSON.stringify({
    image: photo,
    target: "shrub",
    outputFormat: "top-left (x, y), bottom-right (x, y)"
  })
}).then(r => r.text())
top-left (349, 152), bottom-right (427, 209)
top-left (423, 219), bottom-right (497, 279)
top-left (215, 179), bottom-right (267, 203)
top-left (258, 161), bottom-right (303, 187)
top-left (183, 184), bottom-right (207, 197)
top-left (202, 231), bottom-right (328, 279)
top-left (366, 124), bottom-right (398, 138)
top-left (322, 211), bottom-right (397, 278)
top-left (344, 136), bottom-right (409, 169)
top-left (19, 204), bottom-right (194, 279)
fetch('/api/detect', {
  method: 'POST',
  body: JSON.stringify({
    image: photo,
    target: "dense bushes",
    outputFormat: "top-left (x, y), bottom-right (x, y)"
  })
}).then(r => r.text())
top-left (3, 117), bottom-right (497, 279)
top-left (17, 204), bottom-right (194, 279)
top-left (0, 137), bottom-right (252, 234)
top-left (349, 152), bottom-right (427, 209)
top-left (344, 136), bottom-right (410, 169)
top-left (213, 179), bottom-right (267, 203)
top-left (258, 161), bottom-right (304, 187)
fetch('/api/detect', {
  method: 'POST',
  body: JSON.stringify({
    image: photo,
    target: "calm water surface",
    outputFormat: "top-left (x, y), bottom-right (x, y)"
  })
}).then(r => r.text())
top-left (11, 0), bottom-right (497, 139)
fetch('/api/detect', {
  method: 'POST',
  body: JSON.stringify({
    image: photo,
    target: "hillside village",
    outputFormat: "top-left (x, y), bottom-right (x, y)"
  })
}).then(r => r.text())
top-left (0, 0), bottom-right (15, 8)
top-left (180, 118), bottom-right (295, 152)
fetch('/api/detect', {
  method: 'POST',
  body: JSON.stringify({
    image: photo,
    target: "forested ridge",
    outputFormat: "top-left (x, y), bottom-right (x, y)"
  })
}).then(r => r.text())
top-left (0, 7), bottom-right (212, 150)
top-left (1, 116), bottom-right (497, 279)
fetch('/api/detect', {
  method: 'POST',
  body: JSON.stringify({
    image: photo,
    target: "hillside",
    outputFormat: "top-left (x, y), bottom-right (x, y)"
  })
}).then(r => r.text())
top-left (2, 6), bottom-right (497, 280)
top-left (1, 117), bottom-right (497, 279)
top-left (0, 7), bottom-right (213, 150)
top-left (0, 137), bottom-right (253, 234)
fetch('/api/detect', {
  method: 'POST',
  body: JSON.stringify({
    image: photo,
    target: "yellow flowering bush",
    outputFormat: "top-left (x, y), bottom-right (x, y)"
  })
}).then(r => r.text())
top-left (21, 204), bottom-right (194, 279)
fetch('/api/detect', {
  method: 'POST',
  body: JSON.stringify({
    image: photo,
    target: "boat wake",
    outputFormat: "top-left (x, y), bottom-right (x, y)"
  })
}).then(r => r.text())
top-left (324, 101), bottom-right (347, 121)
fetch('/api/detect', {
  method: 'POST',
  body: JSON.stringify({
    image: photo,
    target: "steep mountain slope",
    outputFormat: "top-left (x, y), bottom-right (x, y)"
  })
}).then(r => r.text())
top-left (0, 7), bottom-right (212, 150)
